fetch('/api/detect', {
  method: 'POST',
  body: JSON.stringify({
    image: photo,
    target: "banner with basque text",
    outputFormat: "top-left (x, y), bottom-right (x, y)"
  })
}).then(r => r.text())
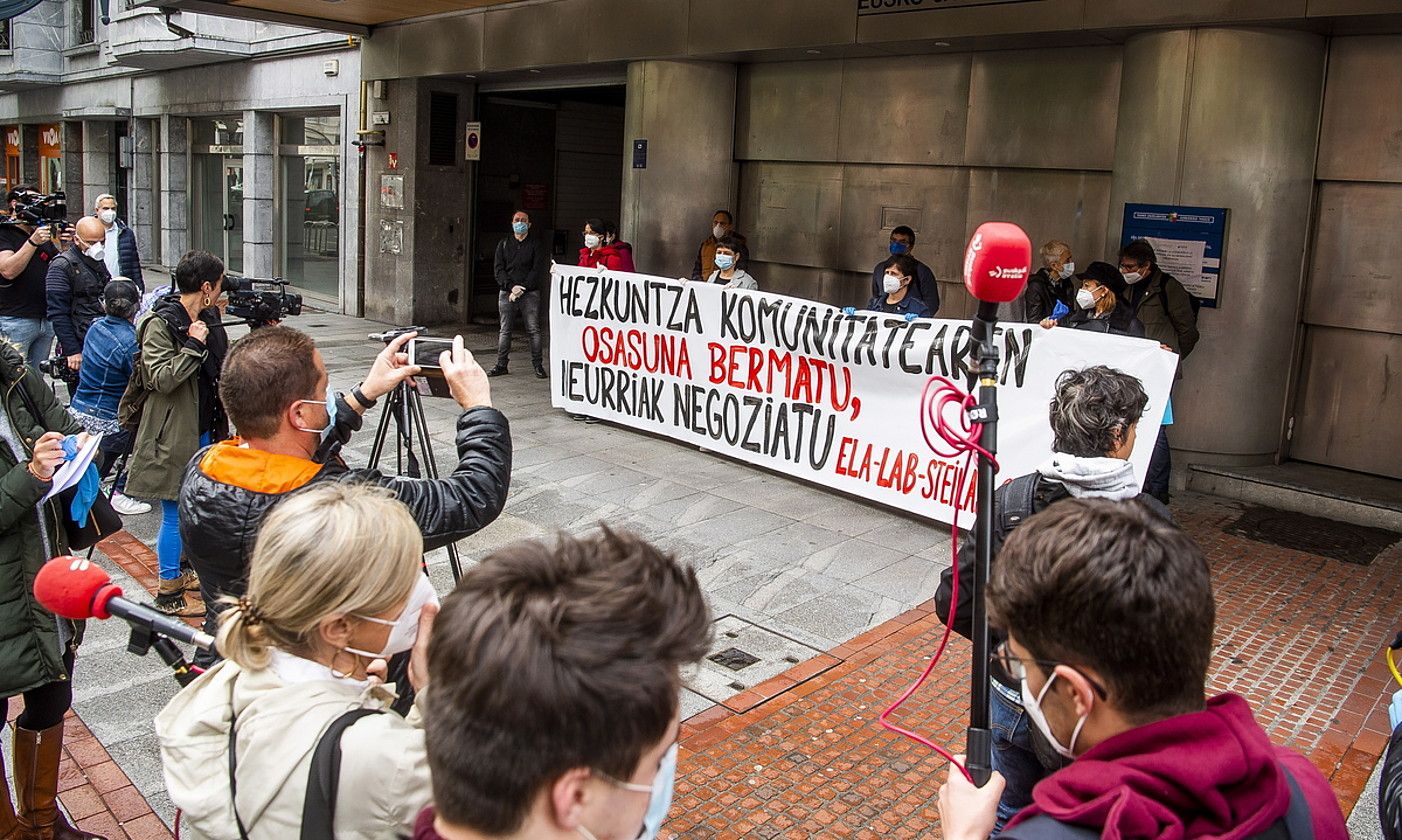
top-left (549, 266), bottom-right (1178, 525)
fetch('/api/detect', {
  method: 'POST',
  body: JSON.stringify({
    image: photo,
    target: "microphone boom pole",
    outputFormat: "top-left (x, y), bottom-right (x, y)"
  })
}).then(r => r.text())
top-left (959, 224), bottom-right (1032, 787)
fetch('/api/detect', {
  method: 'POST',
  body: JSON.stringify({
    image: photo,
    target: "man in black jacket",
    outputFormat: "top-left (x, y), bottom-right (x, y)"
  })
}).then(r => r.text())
top-left (934, 365), bottom-right (1169, 831)
top-left (489, 210), bottom-right (549, 379)
top-left (178, 326), bottom-right (512, 667)
top-left (45, 215), bottom-right (112, 380)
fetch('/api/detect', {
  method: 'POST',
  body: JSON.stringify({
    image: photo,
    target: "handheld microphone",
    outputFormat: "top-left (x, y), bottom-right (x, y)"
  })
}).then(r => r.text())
top-left (962, 222), bottom-right (1032, 345)
top-left (34, 556), bottom-right (216, 652)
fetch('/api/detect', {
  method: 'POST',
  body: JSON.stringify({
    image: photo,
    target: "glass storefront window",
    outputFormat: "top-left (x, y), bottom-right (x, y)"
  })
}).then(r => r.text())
top-left (192, 117), bottom-right (244, 147)
top-left (280, 113), bottom-right (341, 301)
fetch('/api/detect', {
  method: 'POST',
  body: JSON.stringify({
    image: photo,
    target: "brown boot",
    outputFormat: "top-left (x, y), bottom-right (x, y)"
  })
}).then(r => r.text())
top-left (13, 723), bottom-right (106, 840)
top-left (152, 574), bottom-right (202, 617)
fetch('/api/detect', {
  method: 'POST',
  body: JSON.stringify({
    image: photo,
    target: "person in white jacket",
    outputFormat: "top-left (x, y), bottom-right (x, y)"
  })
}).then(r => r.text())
top-left (156, 483), bottom-right (439, 840)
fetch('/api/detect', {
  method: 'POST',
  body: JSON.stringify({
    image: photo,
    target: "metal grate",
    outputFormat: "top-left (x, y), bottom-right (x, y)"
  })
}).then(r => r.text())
top-left (708, 647), bottom-right (761, 672)
top-left (427, 91), bottom-right (458, 167)
top-left (1224, 505), bottom-right (1401, 566)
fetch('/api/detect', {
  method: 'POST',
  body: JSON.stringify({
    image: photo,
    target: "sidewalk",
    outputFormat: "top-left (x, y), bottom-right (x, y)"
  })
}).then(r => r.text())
top-left (13, 308), bottom-right (1398, 838)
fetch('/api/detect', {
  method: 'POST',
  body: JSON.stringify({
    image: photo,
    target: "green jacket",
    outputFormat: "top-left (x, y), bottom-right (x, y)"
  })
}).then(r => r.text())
top-left (1129, 268), bottom-right (1201, 359)
top-left (125, 309), bottom-right (212, 501)
top-left (0, 343), bottom-right (84, 698)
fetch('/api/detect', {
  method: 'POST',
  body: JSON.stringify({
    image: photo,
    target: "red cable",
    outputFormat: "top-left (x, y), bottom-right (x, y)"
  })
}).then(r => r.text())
top-left (878, 375), bottom-right (998, 784)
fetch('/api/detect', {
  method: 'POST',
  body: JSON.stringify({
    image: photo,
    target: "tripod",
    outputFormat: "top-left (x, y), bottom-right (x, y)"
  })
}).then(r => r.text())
top-left (366, 376), bottom-right (464, 582)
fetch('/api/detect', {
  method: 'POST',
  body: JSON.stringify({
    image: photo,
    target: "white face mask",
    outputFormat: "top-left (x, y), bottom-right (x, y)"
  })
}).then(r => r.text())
top-left (1059, 262), bottom-right (1076, 280)
top-left (1076, 288), bottom-right (1097, 310)
top-left (83, 241), bottom-right (105, 262)
top-left (712, 223), bottom-right (726, 240)
top-left (1021, 673), bottom-right (1088, 760)
top-left (1122, 270), bottom-right (1144, 285)
top-left (98, 209), bottom-right (117, 225)
top-left (882, 273), bottom-right (903, 295)
top-left (584, 233), bottom-right (602, 250)
top-left (344, 574), bottom-right (440, 660)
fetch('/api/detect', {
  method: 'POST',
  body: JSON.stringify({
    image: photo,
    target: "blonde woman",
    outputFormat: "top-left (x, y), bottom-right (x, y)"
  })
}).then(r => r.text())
top-left (156, 484), bottom-right (439, 839)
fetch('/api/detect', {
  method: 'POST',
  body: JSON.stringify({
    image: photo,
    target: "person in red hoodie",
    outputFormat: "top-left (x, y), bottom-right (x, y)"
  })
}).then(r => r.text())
top-left (577, 218), bottom-right (631, 271)
top-left (603, 220), bottom-right (636, 272)
top-left (939, 498), bottom-right (1348, 840)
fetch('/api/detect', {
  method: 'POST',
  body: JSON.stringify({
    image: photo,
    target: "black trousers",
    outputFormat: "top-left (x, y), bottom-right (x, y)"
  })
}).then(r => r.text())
top-left (0, 649), bottom-right (75, 731)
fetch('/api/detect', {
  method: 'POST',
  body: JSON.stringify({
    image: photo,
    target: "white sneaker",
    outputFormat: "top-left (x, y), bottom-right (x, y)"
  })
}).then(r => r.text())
top-left (110, 493), bottom-right (152, 516)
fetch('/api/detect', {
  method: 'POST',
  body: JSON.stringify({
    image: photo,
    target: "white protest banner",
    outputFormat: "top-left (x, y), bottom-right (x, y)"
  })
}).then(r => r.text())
top-left (550, 266), bottom-right (1178, 525)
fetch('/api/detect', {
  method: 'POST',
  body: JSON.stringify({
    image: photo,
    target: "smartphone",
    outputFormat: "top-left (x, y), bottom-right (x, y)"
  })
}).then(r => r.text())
top-left (408, 337), bottom-right (456, 370)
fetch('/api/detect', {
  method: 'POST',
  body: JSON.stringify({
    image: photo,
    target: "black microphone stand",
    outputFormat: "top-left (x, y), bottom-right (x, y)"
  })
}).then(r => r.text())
top-left (126, 623), bottom-right (198, 687)
top-left (965, 303), bottom-right (1001, 787)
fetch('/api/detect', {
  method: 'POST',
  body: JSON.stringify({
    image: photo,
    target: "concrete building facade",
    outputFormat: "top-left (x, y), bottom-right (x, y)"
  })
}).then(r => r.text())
top-left (18, 0), bottom-right (1402, 491)
top-left (0, 0), bottom-right (362, 310)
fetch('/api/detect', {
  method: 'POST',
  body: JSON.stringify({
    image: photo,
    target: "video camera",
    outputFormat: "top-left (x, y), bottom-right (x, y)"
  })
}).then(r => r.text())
top-left (224, 275), bottom-right (303, 325)
top-left (4, 190), bottom-right (69, 236)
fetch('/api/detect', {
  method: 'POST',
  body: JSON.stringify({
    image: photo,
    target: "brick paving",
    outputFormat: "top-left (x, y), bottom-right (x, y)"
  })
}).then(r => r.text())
top-left (662, 491), bottom-right (1402, 838)
top-left (18, 484), bottom-right (1399, 838)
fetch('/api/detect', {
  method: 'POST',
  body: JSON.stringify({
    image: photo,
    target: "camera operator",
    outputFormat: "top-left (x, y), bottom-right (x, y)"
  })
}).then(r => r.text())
top-left (45, 216), bottom-right (113, 389)
top-left (0, 187), bottom-right (64, 373)
top-left (416, 527), bottom-right (710, 840)
top-left (179, 327), bottom-right (511, 669)
top-left (0, 337), bottom-right (103, 840)
top-left (69, 279), bottom-right (151, 516)
top-left (126, 250), bottom-right (230, 617)
top-left (157, 483), bottom-right (437, 839)
top-left (937, 500), bottom-right (1347, 839)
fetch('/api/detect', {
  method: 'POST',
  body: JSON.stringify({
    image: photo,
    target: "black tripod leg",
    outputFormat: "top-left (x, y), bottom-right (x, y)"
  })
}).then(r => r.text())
top-left (367, 386), bottom-right (398, 471)
top-left (404, 384), bottom-right (463, 582)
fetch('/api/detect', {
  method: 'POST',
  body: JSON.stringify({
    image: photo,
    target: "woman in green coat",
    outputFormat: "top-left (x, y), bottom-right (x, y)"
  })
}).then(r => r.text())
top-left (125, 250), bottom-right (229, 616)
top-left (0, 340), bottom-right (106, 840)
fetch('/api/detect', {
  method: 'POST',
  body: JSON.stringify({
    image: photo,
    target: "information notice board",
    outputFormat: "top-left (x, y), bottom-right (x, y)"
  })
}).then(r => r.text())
top-left (1121, 203), bottom-right (1228, 309)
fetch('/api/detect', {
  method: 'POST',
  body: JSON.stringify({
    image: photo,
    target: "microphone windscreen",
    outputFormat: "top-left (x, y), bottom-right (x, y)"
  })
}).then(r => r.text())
top-left (963, 222), bottom-right (1033, 304)
top-left (34, 556), bottom-right (115, 620)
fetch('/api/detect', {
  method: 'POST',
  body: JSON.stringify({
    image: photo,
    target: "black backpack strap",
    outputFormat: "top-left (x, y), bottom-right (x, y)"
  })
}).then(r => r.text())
top-left (998, 473), bottom-right (1040, 534)
top-left (999, 814), bottom-right (1099, 839)
top-left (227, 713), bottom-right (252, 840)
top-left (300, 708), bottom-right (384, 840)
top-left (1277, 765), bottom-right (1314, 840)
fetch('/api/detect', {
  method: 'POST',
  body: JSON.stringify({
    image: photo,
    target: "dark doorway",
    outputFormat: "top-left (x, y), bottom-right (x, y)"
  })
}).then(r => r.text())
top-left (469, 85), bottom-right (625, 323)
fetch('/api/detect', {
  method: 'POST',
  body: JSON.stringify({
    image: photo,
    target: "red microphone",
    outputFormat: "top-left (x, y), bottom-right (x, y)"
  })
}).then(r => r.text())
top-left (963, 222), bottom-right (1032, 304)
top-left (35, 556), bottom-right (215, 651)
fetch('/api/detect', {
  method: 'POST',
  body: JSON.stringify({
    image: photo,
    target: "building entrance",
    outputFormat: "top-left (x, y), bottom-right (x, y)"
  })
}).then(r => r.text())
top-left (468, 85), bottom-right (624, 322)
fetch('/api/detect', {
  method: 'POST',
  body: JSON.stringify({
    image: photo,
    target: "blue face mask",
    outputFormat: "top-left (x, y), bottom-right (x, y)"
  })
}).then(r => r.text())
top-left (512, 221), bottom-right (529, 235)
top-left (714, 253), bottom-right (736, 271)
top-left (578, 743), bottom-right (677, 840)
top-left (294, 395), bottom-right (338, 443)
top-left (889, 241), bottom-right (910, 256)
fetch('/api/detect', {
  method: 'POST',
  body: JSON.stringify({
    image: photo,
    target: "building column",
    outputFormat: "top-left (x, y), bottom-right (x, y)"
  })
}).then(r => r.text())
top-left (129, 118), bottom-right (157, 265)
top-left (80, 120), bottom-right (115, 212)
top-left (1106, 28), bottom-right (1326, 471)
top-left (622, 60), bottom-right (737, 277)
top-left (61, 122), bottom-right (82, 207)
top-left (20, 125), bottom-right (38, 186)
top-left (242, 110), bottom-right (275, 278)
top-left (158, 115), bottom-right (190, 267)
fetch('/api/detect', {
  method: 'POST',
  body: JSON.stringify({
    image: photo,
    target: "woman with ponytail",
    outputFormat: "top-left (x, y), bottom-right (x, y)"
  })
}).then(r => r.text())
top-left (155, 483), bottom-right (440, 839)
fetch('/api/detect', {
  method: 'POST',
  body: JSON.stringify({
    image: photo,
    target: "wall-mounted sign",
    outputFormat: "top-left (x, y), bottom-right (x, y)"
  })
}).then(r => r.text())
top-left (464, 121), bottom-right (481, 161)
top-left (388, 152), bottom-right (398, 170)
top-left (857, 0), bottom-right (1032, 16)
top-left (522, 183), bottom-right (549, 211)
top-left (38, 124), bottom-right (60, 158)
top-left (1121, 203), bottom-right (1229, 308)
top-left (632, 139), bottom-right (647, 169)
top-left (5, 126), bottom-right (20, 157)
top-left (379, 218), bottom-right (404, 255)
top-left (380, 173), bottom-right (405, 210)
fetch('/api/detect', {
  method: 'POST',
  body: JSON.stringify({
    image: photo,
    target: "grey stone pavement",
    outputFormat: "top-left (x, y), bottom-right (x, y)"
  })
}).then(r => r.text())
top-left (26, 307), bottom-right (1388, 833)
top-left (57, 307), bottom-right (956, 827)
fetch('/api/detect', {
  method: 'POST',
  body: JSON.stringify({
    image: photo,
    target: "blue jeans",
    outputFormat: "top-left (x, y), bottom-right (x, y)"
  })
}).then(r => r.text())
top-left (156, 431), bottom-right (210, 580)
top-left (990, 681), bottom-right (1046, 831)
top-left (0, 316), bottom-right (55, 373)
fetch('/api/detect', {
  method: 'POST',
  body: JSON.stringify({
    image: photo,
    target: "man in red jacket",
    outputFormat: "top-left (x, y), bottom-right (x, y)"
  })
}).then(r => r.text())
top-left (939, 499), bottom-right (1347, 840)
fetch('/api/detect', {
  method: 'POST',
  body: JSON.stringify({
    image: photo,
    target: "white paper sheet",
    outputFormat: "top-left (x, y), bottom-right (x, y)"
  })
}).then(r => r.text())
top-left (41, 434), bottom-right (103, 502)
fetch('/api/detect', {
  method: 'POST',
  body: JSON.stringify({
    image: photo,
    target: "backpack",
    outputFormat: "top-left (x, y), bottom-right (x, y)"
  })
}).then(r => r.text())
top-left (115, 316), bottom-right (159, 431)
